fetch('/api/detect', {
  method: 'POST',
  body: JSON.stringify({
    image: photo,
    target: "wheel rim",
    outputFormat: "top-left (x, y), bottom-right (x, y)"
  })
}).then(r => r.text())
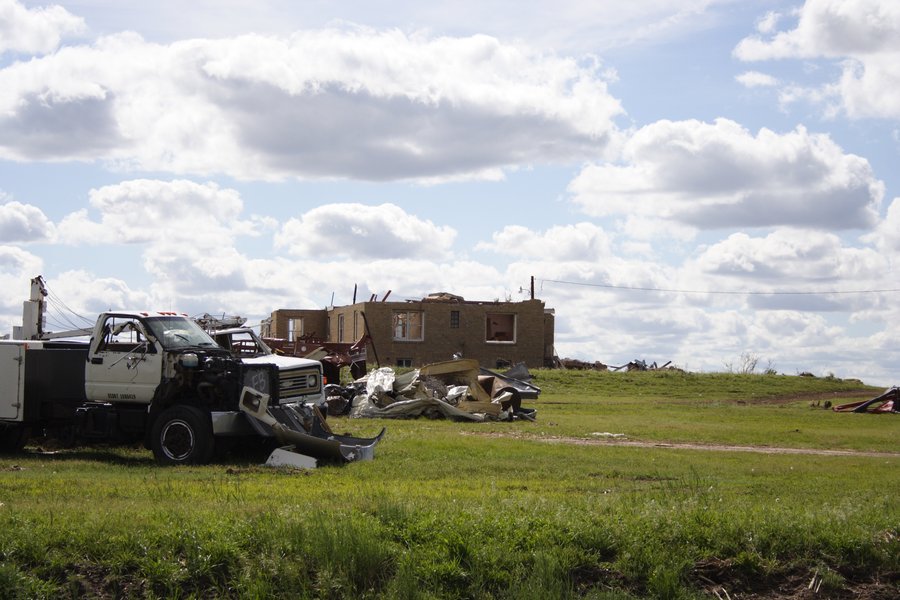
top-left (160, 419), bottom-right (195, 461)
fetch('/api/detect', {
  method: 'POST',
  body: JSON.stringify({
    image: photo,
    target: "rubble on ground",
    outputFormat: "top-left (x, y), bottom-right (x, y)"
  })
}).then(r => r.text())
top-left (327, 358), bottom-right (538, 422)
top-left (557, 358), bottom-right (675, 372)
top-left (265, 333), bottom-right (370, 382)
top-left (559, 358), bottom-right (608, 370)
top-left (833, 387), bottom-right (899, 414)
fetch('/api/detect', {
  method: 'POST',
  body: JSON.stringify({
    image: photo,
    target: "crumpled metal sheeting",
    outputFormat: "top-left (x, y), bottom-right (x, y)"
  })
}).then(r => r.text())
top-left (350, 395), bottom-right (485, 421)
top-left (348, 359), bottom-right (537, 421)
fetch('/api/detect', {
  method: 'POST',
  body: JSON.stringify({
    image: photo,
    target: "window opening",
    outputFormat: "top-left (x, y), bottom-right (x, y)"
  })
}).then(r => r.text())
top-left (485, 313), bottom-right (516, 343)
top-left (392, 311), bottom-right (424, 341)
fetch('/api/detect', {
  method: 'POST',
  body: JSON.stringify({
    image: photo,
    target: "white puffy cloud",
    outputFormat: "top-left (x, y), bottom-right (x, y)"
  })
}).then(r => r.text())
top-left (39, 269), bottom-right (156, 317)
top-left (755, 10), bottom-right (783, 35)
top-left (0, 244), bottom-right (42, 332)
top-left (693, 229), bottom-right (886, 283)
top-left (862, 197), bottom-right (900, 255)
top-left (0, 200), bottom-right (55, 242)
top-left (56, 179), bottom-right (245, 247)
top-left (276, 203), bottom-right (456, 260)
top-left (52, 179), bottom-right (256, 298)
top-left (735, 70), bottom-right (778, 88)
top-left (686, 228), bottom-right (887, 313)
top-left (735, 0), bottom-right (900, 120)
top-left (476, 222), bottom-right (612, 260)
top-left (0, 244), bottom-right (42, 279)
top-left (52, 0), bottom-right (740, 55)
top-left (0, 0), bottom-right (85, 55)
top-left (0, 28), bottom-right (623, 181)
top-left (569, 118), bottom-right (883, 234)
top-left (735, 0), bottom-right (900, 59)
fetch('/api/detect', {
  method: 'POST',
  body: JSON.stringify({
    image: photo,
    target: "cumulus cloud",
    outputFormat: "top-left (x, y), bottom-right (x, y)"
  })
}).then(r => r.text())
top-left (52, 179), bottom-right (256, 296)
top-left (39, 269), bottom-right (156, 317)
top-left (58, 0), bottom-right (739, 55)
top-left (735, 70), bottom-right (778, 88)
top-left (0, 244), bottom-right (41, 276)
top-left (0, 28), bottom-right (623, 181)
top-left (863, 197), bottom-right (900, 254)
top-left (692, 228), bottom-right (886, 284)
top-left (568, 118), bottom-right (883, 234)
top-left (276, 203), bottom-right (456, 260)
top-left (735, 0), bottom-right (900, 120)
top-left (476, 222), bottom-right (612, 260)
top-left (0, 0), bottom-right (85, 55)
top-left (0, 245), bottom-right (42, 330)
top-left (0, 201), bottom-right (55, 242)
top-left (56, 179), bottom-right (245, 246)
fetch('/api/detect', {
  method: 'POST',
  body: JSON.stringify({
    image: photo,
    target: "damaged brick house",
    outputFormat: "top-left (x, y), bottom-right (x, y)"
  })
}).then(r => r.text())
top-left (262, 292), bottom-right (556, 369)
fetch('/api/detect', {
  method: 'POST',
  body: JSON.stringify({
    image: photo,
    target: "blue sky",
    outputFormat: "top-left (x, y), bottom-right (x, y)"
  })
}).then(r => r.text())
top-left (2, 0), bottom-right (900, 383)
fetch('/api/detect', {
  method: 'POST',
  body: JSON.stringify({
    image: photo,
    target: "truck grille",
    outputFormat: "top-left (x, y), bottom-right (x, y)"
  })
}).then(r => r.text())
top-left (279, 367), bottom-right (321, 399)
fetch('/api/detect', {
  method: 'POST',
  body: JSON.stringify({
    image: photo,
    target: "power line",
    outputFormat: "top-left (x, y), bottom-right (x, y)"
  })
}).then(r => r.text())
top-left (538, 278), bottom-right (900, 296)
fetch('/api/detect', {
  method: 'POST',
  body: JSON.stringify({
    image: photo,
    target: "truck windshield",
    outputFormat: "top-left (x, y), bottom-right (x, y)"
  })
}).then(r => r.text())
top-left (144, 317), bottom-right (217, 350)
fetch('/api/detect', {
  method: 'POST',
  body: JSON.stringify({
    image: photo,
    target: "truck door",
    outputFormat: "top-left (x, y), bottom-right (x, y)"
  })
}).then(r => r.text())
top-left (85, 315), bottom-right (162, 403)
top-left (0, 343), bottom-right (25, 420)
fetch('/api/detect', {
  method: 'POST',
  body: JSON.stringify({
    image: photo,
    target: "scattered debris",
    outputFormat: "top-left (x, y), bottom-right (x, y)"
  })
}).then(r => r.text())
top-left (265, 447), bottom-right (320, 469)
top-left (558, 358), bottom-right (676, 372)
top-left (266, 332), bottom-right (371, 382)
top-left (809, 569), bottom-right (823, 594)
top-left (833, 387), bottom-right (899, 414)
top-left (194, 312), bottom-right (247, 330)
top-left (239, 387), bottom-right (385, 464)
top-left (712, 587), bottom-right (732, 600)
top-left (559, 358), bottom-right (608, 370)
top-left (611, 359), bottom-right (673, 372)
top-left (344, 359), bottom-right (538, 422)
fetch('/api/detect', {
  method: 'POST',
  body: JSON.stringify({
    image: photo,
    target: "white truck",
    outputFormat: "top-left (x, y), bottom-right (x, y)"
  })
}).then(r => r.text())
top-left (0, 277), bottom-right (383, 464)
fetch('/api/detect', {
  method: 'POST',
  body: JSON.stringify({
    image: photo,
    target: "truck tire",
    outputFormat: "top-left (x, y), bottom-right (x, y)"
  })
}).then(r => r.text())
top-left (0, 423), bottom-right (29, 454)
top-left (150, 406), bottom-right (214, 465)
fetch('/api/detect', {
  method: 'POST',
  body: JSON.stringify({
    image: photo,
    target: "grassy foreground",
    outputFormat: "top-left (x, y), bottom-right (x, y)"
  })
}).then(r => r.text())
top-left (0, 370), bottom-right (897, 599)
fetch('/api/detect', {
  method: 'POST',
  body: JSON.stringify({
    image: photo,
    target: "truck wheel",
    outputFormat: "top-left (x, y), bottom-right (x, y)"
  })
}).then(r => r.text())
top-left (151, 406), bottom-right (214, 465)
top-left (0, 423), bottom-right (29, 454)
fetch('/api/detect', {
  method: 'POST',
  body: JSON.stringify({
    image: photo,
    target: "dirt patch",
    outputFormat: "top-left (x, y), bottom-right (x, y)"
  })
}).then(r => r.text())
top-left (690, 559), bottom-right (899, 600)
top-left (466, 432), bottom-right (900, 458)
top-left (542, 436), bottom-right (900, 458)
top-left (741, 389), bottom-right (874, 406)
top-left (659, 389), bottom-right (874, 407)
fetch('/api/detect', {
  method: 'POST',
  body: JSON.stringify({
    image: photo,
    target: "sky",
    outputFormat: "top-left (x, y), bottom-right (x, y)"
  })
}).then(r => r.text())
top-left (2, 0), bottom-right (900, 384)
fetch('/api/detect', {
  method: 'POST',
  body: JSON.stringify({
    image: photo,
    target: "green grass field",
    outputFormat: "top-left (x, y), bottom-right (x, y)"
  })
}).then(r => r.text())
top-left (0, 370), bottom-right (897, 599)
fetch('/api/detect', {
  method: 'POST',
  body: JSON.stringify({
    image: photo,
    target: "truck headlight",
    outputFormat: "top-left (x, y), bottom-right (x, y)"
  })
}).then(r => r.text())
top-left (180, 353), bottom-right (199, 368)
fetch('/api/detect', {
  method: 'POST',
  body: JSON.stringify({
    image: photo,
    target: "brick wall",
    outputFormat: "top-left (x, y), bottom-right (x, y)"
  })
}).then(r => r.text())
top-left (270, 297), bottom-right (555, 369)
top-left (269, 309), bottom-right (328, 342)
top-left (330, 298), bottom-right (552, 369)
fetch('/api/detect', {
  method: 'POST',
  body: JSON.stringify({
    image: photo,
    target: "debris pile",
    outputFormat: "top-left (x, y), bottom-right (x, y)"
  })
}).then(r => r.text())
top-left (239, 387), bottom-right (385, 466)
top-left (265, 333), bottom-right (370, 381)
top-left (557, 358), bottom-right (675, 372)
top-left (328, 359), bottom-right (538, 422)
top-left (559, 358), bottom-right (608, 370)
top-left (833, 387), bottom-right (899, 414)
top-left (612, 359), bottom-right (673, 371)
